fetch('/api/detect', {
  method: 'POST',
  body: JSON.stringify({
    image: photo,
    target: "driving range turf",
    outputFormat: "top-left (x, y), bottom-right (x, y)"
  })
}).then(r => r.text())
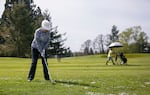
top-left (0, 54), bottom-right (150, 95)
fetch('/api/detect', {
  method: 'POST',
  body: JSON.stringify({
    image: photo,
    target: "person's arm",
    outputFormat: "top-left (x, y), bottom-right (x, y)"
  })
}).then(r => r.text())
top-left (34, 30), bottom-right (43, 53)
top-left (41, 32), bottom-right (50, 57)
top-left (43, 32), bottom-right (50, 50)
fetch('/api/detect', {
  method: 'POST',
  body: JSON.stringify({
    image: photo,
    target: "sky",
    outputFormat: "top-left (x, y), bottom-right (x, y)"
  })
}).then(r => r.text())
top-left (0, 0), bottom-right (150, 52)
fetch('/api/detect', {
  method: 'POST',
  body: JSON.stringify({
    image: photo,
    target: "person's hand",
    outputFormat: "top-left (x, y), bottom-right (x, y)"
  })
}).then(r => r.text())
top-left (41, 49), bottom-right (45, 57)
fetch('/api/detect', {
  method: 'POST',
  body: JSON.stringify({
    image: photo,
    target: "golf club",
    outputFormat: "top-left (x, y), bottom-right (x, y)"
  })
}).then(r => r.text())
top-left (42, 56), bottom-right (56, 84)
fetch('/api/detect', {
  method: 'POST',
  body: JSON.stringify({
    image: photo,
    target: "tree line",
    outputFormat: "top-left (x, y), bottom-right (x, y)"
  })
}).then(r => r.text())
top-left (0, 0), bottom-right (72, 57)
top-left (80, 25), bottom-right (150, 55)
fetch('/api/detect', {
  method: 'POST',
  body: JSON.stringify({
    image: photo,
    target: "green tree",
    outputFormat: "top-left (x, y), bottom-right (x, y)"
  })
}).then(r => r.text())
top-left (111, 25), bottom-right (119, 42)
top-left (42, 10), bottom-right (68, 57)
top-left (119, 26), bottom-right (148, 53)
top-left (9, 3), bottom-right (34, 57)
top-left (49, 26), bottom-right (65, 56)
top-left (119, 28), bottom-right (132, 52)
top-left (0, 0), bottom-right (43, 57)
top-left (130, 26), bottom-right (148, 53)
top-left (104, 25), bottom-right (119, 48)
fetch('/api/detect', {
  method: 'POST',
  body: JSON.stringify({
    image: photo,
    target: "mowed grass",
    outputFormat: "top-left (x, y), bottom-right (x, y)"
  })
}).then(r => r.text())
top-left (0, 54), bottom-right (150, 95)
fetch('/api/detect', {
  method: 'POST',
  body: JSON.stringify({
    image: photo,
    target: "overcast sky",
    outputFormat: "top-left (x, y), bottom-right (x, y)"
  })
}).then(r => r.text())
top-left (0, 0), bottom-right (150, 52)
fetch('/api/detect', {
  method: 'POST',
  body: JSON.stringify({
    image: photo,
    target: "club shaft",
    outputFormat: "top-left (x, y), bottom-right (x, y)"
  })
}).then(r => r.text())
top-left (43, 57), bottom-right (53, 82)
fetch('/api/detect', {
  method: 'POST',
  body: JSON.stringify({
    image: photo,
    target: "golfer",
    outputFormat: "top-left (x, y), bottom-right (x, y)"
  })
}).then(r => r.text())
top-left (106, 48), bottom-right (115, 65)
top-left (27, 19), bottom-right (51, 81)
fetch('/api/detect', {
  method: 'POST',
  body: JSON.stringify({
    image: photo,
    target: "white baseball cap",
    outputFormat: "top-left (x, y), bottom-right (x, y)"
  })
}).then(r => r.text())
top-left (41, 19), bottom-right (51, 31)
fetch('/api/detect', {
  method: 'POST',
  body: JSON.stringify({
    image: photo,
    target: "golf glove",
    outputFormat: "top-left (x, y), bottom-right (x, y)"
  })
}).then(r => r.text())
top-left (41, 49), bottom-right (45, 57)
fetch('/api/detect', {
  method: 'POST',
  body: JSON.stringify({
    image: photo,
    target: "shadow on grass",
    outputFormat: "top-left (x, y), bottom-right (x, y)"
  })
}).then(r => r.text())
top-left (55, 80), bottom-right (99, 88)
top-left (125, 64), bottom-right (141, 66)
top-left (88, 64), bottom-right (142, 67)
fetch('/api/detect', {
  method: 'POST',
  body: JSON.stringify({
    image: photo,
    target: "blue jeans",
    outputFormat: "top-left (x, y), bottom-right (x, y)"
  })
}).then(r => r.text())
top-left (27, 48), bottom-right (49, 80)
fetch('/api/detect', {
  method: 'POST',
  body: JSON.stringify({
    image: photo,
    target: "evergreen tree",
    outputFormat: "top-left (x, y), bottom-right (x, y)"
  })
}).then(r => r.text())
top-left (42, 10), bottom-right (68, 57)
top-left (111, 25), bottom-right (119, 42)
top-left (103, 25), bottom-right (119, 48)
top-left (9, 3), bottom-right (34, 57)
top-left (0, 0), bottom-right (69, 57)
top-left (0, 0), bottom-right (43, 57)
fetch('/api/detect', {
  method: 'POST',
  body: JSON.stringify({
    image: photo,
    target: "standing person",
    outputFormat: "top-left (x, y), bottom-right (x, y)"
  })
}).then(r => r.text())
top-left (106, 48), bottom-right (115, 65)
top-left (27, 19), bottom-right (51, 81)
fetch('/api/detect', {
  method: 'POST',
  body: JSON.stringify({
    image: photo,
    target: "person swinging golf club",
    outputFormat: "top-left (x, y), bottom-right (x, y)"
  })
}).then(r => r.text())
top-left (27, 19), bottom-right (55, 84)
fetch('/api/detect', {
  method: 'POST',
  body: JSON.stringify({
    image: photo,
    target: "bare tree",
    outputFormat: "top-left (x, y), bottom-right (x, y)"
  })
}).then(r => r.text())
top-left (104, 34), bottom-right (112, 47)
top-left (81, 39), bottom-right (92, 55)
top-left (93, 34), bottom-right (105, 53)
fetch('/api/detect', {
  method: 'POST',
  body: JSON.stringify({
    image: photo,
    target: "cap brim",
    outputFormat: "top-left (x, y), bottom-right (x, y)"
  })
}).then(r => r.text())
top-left (41, 26), bottom-right (50, 31)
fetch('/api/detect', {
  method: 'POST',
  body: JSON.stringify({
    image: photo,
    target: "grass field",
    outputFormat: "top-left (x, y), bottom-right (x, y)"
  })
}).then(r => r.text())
top-left (0, 54), bottom-right (150, 95)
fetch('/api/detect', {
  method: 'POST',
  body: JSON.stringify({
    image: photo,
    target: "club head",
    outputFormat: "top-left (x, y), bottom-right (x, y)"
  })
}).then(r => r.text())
top-left (51, 80), bottom-right (56, 85)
